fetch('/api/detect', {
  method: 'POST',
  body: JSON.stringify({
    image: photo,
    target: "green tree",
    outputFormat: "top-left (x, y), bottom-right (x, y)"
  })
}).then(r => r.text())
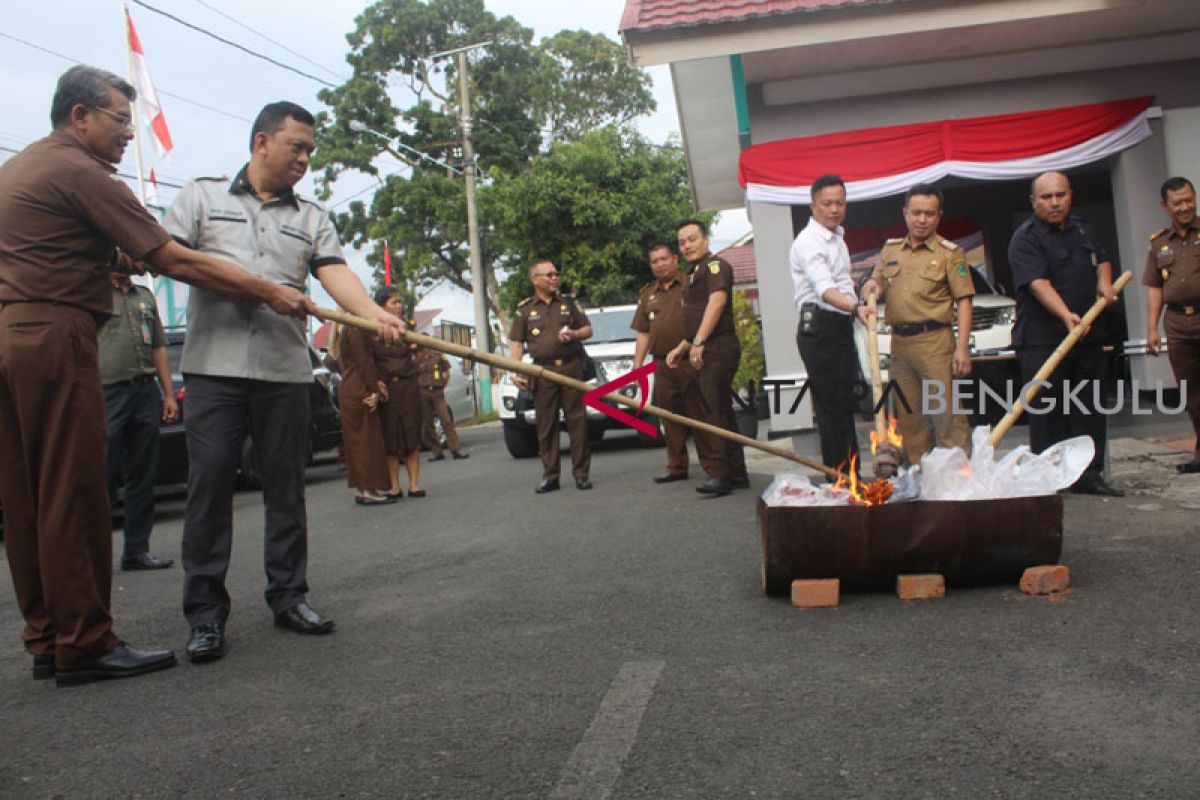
top-left (483, 127), bottom-right (707, 310)
top-left (310, 0), bottom-right (656, 336)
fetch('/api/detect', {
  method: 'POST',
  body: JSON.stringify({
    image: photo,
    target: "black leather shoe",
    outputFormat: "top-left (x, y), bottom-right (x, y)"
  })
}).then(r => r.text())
top-left (535, 479), bottom-right (560, 494)
top-left (32, 653), bottom-right (54, 680)
top-left (121, 552), bottom-right (174, 571)
top-left (1176, 458), bottom-right (1200, 474)
top-left (696, 477), bottom-right (732, 496)
top-left (1070, 476), bottom-right (1125, 497)
top-left (452, 451), bottom-right (469, 460)
top-left (274, 602), bottom-right (335, 635)
top-left (652, 473), bottom-right (688, 484)
top-left (575, 477), bottom-right (593, 490)
top-left (186, 623), bottom-right (226, 663)
top-left (427, 453), bottom-right (446, 462)
top-left (55, 642), bottom-right (177, 687)
top-left (729, 474), bottom-right (751, 489)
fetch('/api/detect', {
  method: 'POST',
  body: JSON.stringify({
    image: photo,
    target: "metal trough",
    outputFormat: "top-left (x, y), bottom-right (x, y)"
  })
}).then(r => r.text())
top-left (758, 495), bottom-right (1063, 595)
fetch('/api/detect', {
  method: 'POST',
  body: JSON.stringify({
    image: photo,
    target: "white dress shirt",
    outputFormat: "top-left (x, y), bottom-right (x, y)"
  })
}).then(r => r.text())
top-left (789, 216), bottom-right (857, 314)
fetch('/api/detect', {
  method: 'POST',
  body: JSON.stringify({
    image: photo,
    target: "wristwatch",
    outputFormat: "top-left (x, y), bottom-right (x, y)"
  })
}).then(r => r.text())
top-left (691, 336), bottom-right (705, 347)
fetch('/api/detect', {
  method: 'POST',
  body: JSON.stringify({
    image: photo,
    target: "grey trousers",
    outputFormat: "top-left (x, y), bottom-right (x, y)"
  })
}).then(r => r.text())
top-left (181, 374), bottom-right (310, 626)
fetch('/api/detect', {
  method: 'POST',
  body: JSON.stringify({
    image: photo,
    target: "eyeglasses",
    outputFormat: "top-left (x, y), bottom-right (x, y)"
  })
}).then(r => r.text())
top-left (533, 272), bottom-right (559, 279)
top-left (90, 105), bottom-right (135, 131)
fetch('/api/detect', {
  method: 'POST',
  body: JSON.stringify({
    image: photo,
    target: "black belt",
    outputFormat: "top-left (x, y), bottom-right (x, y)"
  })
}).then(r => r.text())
top-left (108, 374), bottom-right (155, 387)
top-left (1166, 303), bottom-right (1197, 316)
top-left (533, 356), bottom-right (577, 367)
top-left (387, 375), bottom-right (413, 383)
top-left (892, 320), bottom-right (949, 337)
top-left (423, 385), bottom-right (442, 392)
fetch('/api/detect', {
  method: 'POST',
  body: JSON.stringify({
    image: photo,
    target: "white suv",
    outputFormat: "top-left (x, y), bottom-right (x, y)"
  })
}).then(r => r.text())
top-left (495, 304), bottom-right (663, 458)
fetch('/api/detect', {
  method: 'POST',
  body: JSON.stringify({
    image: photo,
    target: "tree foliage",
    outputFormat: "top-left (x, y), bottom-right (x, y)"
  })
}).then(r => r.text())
top-left (310, 0), bottom-right (663, 338)
top-left (485, 128), bottom-right (705, 310)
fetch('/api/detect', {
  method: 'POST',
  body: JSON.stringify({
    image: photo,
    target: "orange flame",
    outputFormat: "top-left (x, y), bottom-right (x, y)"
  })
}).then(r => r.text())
top-left (870, 414), bottom-right (903, 455)
top-left (832, 453), bottom-right (894, 506)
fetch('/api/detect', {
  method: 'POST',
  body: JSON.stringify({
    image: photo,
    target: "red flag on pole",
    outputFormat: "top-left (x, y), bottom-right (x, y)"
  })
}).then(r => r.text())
top-left (146, 168), bottom-right (159, 205)
top-left (125, 6), bottom-right (173, 158)
top-left (384, 241), bottom-right (393, 286)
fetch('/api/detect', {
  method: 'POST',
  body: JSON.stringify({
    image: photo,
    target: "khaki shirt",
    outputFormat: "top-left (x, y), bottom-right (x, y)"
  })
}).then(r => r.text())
top-left (162, 165), bottom-right (345, 383)
top-left (0, 130), bottom-right (170, 317)
top-left (630, 274), bottom-right (686, 358)
top-left (682, 253), bottom-right (735, 341)
top-left (871, 233), bottom-right (975, 325)
top-left (417, 351), bottom-right (452, 390)
top-left (98, 284), bottom-right (166, 384)
top-left (1142, 223), bottom-right (1200, 306)
top-left (508, 293), bottom-right (590, 363)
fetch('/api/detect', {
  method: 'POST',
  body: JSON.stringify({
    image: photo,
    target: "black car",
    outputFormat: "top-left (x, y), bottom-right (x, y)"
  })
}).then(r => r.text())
top-left (157, 328), bottom-right (342, 488)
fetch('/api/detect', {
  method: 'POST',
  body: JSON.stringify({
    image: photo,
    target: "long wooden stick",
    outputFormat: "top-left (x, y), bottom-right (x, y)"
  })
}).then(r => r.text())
top-left (317, 306), bottom-right (846, 481)
top-left (866, 295), bottom-right (886, 441)
top-left (987, 271), bottom-right (1132, 446)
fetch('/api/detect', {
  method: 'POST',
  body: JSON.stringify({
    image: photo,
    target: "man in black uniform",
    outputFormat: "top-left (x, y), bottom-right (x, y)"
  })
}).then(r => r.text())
top-left (508, 259), bottom-right (594, 493)
top-left (666, 219), bottom-right (748, 496)
top-left (1009, 170), bottom-right (1123, 496)
top-left (1144, 176), bottom-right (1200, 473)
top-left (99, 272), bottom-right (178, 570)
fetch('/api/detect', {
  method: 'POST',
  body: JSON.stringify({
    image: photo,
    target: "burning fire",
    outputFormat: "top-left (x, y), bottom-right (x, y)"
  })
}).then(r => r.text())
top-left (870, 414), bottom-right (903, 455)
top-left (832, 453), bottom-right (894, 506)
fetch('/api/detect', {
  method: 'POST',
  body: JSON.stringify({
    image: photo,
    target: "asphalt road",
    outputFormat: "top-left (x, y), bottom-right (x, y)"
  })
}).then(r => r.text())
top-left (1, 422), bottom-right (1198, 799)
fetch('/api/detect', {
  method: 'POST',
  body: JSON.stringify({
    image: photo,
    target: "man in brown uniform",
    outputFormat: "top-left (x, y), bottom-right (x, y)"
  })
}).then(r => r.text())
top-left (861, 184), bottom-right (976, 464)
top-left (632, 242), bottom-right (713, 482)
top-left (666, 219), bottom-right (748, 496)
top-left (418, 348), bottom-right (468, 461)
top-left (508, 259), bottom-right (594, 493)
top-left (0, 65), bottom-right (316, 686)
top-left (1144, 176), bottom-right (1200, 473)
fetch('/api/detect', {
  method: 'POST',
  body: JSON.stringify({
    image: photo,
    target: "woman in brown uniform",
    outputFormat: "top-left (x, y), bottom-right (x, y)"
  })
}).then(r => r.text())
top-left (374, 287), bottom-right (425, 497)
top-left (330, 321), bottom-right (393, 505)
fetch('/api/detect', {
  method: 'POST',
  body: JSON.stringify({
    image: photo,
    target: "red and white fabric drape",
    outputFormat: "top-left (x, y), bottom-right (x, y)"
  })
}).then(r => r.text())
top-left (738, 96), bottom-right (1154, 204)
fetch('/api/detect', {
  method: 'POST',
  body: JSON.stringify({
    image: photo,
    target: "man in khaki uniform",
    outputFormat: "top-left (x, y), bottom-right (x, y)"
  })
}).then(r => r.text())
top-left (417, 348), bottom-right (468, 461)
top-left (861, 184), bottom-right (975, 463)
top-left (631, 242), bottom-right (714, 483)
top-left (508, 259), bottom-right (594, 493)
top-left (99, 273), bottom-right (178, 571)
top-left (1144, 176), bottom-right (1200, 473)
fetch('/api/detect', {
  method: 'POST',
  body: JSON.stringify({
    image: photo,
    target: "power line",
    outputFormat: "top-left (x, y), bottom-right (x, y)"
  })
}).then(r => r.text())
top-left (128, 0), bottom-right (338, 88)
top-left (190, 0), bottom-right (348, 83)
top-left (0, 30), bottom-right (252, 124)
top-left (0, 144), bottom-right (185, 189)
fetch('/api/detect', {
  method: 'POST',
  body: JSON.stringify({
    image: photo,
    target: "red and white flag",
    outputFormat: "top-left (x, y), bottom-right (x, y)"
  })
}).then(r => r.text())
top-left (125, 6), bottom-right (173, 158)
top-left (384, 241), bottom-right (393, 286)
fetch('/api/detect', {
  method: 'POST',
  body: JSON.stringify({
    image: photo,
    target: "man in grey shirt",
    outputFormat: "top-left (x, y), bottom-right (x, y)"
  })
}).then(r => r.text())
top-left (163, 101), bottom-right (401, 663)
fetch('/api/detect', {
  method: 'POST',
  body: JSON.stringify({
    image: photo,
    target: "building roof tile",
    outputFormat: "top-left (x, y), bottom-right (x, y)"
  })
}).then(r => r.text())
top-left (620, 0), bottom-right (900, 33)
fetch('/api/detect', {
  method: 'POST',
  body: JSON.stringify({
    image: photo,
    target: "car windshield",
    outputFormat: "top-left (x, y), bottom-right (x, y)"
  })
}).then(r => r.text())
top-left (586, 308), bottom-right (638, 343)
top-left (971, 266), bottom-right (1000, 295)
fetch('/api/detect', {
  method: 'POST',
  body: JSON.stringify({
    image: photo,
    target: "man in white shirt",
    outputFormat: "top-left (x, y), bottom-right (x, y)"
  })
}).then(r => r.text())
top-left (789, 174), bottom-right (870, 473)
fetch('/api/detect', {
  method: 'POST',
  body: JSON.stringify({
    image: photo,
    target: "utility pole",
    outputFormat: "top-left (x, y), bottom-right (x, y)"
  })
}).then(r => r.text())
top-left (433, 41), bottom-right (493, 414)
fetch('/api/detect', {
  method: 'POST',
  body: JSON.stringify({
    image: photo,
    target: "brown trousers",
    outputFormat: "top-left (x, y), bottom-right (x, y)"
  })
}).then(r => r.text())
top-left (533, 359), bottom-right (591, 480)
top-left (689, 334), bottom-right (747, 480)
top-left (0, 303), bottom-right (120, 668)
top-left (652, 359), bottom-right (716, 476)
top-left (421, 388), bottom-right (461, 455)
top-left (889, 328), bottom-right (970, 464)
top-left (1165, 309), bottom-right (1200, 454)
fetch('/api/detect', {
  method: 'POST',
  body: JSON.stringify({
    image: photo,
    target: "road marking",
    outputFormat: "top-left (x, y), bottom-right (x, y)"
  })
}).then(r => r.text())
top-left (549, 659), bottom-right (666, 800)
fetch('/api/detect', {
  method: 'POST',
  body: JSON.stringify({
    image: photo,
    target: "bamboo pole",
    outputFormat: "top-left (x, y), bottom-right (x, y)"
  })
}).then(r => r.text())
top-left (987, 271), bottom-right (1132, 447)
top-left (865, 294), bottom-right (901, 479)
top-left (316, 307), bottom-right (847, 481)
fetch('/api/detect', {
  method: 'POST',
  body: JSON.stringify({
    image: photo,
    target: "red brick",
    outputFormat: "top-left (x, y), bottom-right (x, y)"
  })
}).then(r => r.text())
top-left (896, 574), bottom-right (945, 601)
top-left (791, 579), bottom-right (839, 608)
top-left (1020, 565), bottom-right (1070, 595)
